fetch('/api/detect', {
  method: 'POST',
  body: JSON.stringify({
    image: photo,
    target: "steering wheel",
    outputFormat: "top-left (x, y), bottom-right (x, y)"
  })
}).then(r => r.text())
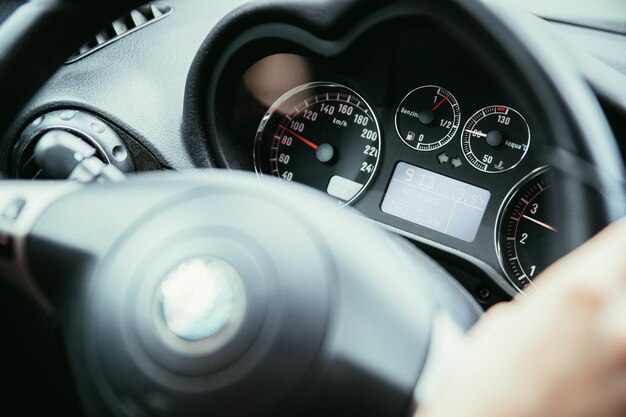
top-left (0, 1), bottom-right (624, 416)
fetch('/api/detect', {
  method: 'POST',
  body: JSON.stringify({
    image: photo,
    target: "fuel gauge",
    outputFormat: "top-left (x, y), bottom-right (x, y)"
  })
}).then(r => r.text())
top-left (395, 85), bottom-right (461, 151)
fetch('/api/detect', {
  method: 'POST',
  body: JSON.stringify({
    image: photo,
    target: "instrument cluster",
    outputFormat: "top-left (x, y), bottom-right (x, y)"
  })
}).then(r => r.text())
top-left (217, 24), bottom-right (559, 295)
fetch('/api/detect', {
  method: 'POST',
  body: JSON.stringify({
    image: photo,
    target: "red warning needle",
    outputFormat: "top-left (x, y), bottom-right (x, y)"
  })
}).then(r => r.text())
top-left (522, 215), bottom-right (558, 232)
top-left (432, 96), bottom-right (448, 111)
top-left (280, 125), bottom-right (318, 150)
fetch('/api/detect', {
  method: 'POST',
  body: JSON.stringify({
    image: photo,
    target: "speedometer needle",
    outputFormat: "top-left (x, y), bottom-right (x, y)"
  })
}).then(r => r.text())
top-left (522, 215), bottom-right (558, 232)
top-left (280, 125), bottom-right (319, 150)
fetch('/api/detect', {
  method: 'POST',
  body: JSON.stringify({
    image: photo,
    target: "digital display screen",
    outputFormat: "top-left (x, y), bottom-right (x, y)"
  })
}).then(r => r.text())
top-left (381, 162), bottom-right (491, 242)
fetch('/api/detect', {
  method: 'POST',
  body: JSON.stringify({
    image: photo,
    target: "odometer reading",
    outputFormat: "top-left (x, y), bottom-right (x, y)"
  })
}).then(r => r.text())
top-left (382, 162), bottom-right (491, 242)
top-left (254, 82), bottom-right (382, 206)
top-left (496, 169), bottom-right (559, 292)
top-left (461, 105), bottom-right (530, 173)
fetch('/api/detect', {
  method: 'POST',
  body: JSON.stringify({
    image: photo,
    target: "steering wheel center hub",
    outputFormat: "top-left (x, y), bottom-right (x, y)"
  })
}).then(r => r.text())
top-left (159, 257), bottom-right (246, 342)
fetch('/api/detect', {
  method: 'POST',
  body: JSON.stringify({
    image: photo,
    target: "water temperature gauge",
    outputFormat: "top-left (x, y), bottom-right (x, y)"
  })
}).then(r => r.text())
top-left (461, 105), bottom-right (530, 173)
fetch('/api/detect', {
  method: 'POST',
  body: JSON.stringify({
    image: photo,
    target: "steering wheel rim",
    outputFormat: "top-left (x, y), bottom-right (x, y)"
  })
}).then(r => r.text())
top-left (0, 0), bottom-right (624, 416)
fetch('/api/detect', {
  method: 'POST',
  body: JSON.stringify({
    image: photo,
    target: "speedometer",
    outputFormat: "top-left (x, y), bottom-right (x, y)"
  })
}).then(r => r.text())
top-left (254, 82), bottom-right (382, 206)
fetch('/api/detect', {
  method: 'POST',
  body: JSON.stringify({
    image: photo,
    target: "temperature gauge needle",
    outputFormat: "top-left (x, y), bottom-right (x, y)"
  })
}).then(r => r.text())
top-left (522, 215), bottom-right (558, 232)
top-left (464, 129), bottom-right (487, 138)
top-left (280, 125), bottom-right (318, 150)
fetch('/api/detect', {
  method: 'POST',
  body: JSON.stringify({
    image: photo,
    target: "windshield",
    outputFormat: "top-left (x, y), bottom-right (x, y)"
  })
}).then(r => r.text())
top-left (491, 0), bottom-right (626, 34)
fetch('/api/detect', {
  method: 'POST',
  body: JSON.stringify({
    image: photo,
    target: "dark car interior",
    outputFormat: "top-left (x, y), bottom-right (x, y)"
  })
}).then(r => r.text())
top-left (0, 0), bottom-right (624, 416)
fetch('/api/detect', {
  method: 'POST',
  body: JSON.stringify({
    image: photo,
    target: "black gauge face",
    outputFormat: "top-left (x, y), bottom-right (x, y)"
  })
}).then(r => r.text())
top-left (496, 169), bottom-right (559, 292)
top-left (461, 105), bottom-right (530, 173)
top-left (395, 85), bottom-right (461, 151)
top-left (254, 82), bottom-right (382, 206)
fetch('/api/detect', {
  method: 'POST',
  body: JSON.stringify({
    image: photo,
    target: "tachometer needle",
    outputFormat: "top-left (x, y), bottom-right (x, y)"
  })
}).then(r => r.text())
top-left (432, 96), bottom-right (448, 111)
top-left (522, 215), bottom-right (558, 232)
top-left (280, 125), bottom-right (319, 150)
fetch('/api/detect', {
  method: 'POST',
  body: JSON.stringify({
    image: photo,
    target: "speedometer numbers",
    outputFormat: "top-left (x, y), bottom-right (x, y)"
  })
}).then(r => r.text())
top-left (496, 168), bottom-right (558, 292)
top-left (461, 106), bottom-right (530, 173)
top-left (395, 85), bottom-right (461, 151)
top-left (254, 82), bottom-right (381, 206)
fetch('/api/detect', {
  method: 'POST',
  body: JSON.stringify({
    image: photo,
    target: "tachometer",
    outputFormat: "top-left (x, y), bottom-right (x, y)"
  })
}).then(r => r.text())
top-left (496, 168), bottom-right (559, 292)
top-left (254, 82), bottom-right (382, 206)
top-left (461, 105), bottom-right (530, 173)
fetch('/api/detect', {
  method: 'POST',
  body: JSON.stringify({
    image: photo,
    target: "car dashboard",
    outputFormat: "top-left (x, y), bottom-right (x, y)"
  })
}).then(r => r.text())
top-left (218, 22), bottom-right (548, 294)
top-left (2, 0), bottom-right (626, 306)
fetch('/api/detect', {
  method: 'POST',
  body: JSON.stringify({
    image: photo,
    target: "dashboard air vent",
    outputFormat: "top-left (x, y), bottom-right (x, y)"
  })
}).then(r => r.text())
top-left (66, 3), bottom-right (172, 63)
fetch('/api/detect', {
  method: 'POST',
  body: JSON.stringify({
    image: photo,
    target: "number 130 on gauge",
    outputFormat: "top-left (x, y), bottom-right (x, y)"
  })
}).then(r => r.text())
top-left (461, 105), bottom-right (531, 173)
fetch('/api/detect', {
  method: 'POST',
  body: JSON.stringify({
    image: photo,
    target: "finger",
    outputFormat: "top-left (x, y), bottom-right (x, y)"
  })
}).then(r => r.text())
top-left (536, 217), bottom-right (626, 291)
top-left (526, 217), bottom-right (626, 308)
top-left (598, 288), bottom-right (626, 359)
top-left (484, 302), bottom-right (511, 316)
top-left (574, 372), bottom-right (626, 417)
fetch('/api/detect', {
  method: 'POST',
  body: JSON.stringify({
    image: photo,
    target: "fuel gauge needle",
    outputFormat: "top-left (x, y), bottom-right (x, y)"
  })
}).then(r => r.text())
top-left (432, 96), bottom-right (448, 111)
top-left (280, 125), bottom-right (319, 150)
top-left (522, 215), bottom-right (558, 232)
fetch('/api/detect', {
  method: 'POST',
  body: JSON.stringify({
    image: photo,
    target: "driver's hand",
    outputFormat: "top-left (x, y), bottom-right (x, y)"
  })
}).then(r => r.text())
top-left (416, 218), bottom-right (626, 417)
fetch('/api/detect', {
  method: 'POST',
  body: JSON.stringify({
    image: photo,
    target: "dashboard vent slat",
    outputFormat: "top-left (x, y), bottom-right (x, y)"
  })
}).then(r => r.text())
top-left (94, 32), bottom-right (110, 45)
top-left (130, 9), bottom-right (149, 26)
top-left (150, 5), bottom-right (165, 18)
top-left (111, 20), bottom-right (129, 36)
top-left (66, 3), bottom-right (172, 64)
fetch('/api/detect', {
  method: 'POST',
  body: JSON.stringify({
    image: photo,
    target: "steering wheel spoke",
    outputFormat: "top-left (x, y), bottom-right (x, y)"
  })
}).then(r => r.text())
top-left (6, 171), bottom-right (477, 417)
top-left (0, 181), bottom-right (80, 305)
